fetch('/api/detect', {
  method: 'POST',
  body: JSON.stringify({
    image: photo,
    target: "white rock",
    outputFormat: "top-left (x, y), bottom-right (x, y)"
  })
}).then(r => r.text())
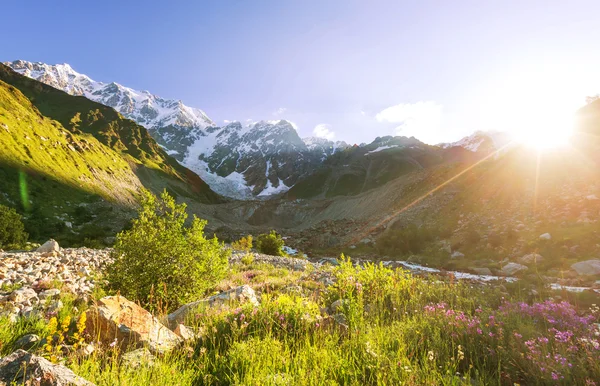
top-left (451, 251), bottom-right (465, 259)
top-left (539, 233), bottom-right (552, 240)
top-left (36, 239), bottom-right (60, 253)
top-left (501, 263), bottom-right (528, 276)
top-left (586, 194), bottom-right (599, 201)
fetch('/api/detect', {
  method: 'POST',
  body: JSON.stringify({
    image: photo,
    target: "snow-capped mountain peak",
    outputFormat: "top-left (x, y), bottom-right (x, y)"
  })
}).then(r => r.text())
top-left (5, 60), bottom-right (215, 131)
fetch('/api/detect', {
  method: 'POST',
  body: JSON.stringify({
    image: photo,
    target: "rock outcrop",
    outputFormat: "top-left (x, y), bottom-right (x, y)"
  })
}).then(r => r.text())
top-left (86, 296), bottom-right (182, 354)
top-left (0, 349), bottom-right (94, 385)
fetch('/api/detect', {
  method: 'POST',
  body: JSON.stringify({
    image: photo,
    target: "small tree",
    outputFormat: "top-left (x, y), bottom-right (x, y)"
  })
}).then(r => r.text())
top-left (0, 204), bottom-right (28, 249)
top-left (105, 190), bottom-right (229, 310)
top-left (256, 230), bottom-right (285, 256)
top-left (232, 235), bottom-right (253, 252)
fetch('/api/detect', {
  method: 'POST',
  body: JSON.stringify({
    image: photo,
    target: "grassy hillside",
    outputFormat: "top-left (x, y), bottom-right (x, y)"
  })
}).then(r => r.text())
top-left (0, 65), bottom-right (223, 246)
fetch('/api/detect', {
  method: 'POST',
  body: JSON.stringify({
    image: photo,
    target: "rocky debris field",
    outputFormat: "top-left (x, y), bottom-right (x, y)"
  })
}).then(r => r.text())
top-left (0, 240), bottom-right (111, 323)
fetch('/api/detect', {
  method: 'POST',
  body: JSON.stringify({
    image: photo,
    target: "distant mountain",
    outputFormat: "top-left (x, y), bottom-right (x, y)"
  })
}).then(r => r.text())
top-left (5, 60), bottom-right (349, 198)
top-left (285, 135), bottom-right (446, 199)
top-left (438, 131), bottom-right (512, 153)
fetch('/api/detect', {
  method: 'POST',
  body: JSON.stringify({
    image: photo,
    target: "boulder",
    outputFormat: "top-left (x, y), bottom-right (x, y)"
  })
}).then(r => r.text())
top-left (86, 296), bottom-right (182, 355)
top-left (586, 194), bottom-right (599, 201)
top-left (451, 251), bottom-right (465, 259)
top-left (167, 285), bottom-right (258, 328)
top-left (519, 253), bottom-right (544, 265)
top-left (329, 299), bottom-right (348, 314)
top-left (471, 267), bottom-right (493, 276)
top-left (571, 260), bottom-right (600, 276)
top-left (36, 239), bottom-right (60, 253)
top-left (539, 233), bottom-right (552, 240)
top-left (501, 263), bottom-right (528, 276)
top-left (0, 349), bottom-right (94, 385)
top-left (173, 324), bottom-right (196, 342)
top-left (13, 334), bottom-right (41, 351)
top-left (9, 287), bottom-right (38, 303)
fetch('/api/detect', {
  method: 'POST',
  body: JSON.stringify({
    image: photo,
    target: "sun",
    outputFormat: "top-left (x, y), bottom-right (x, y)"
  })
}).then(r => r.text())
top-left (495, 98), bottom-right (576, 151)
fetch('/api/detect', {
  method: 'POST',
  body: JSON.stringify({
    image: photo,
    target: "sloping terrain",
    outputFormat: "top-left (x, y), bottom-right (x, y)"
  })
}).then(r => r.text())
top-left (0, 64), bottom-right (222, 245)
top-left (6, 61), bottom-right (349, 198)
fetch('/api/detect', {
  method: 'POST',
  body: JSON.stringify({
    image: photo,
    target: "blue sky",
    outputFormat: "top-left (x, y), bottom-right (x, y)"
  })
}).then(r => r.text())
top-left (4, 0), bottom-right (600, 144)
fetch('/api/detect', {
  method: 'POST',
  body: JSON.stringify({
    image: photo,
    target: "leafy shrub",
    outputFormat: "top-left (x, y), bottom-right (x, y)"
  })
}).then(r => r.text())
top-left (376, 224), bottom-right (435, 256)
top-left (105, 190), bottom-right (230, 310)
top-left (256, 230), bottom-right (285, 256)
top-left (232, 235), bottom-right (253, 252)
top-left (0, 204), bottom-right (28, 249)
top-left (241, 253), bottom-right (254, 265)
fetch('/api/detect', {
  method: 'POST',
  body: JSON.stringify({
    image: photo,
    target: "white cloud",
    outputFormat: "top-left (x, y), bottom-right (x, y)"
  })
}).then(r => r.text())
top-left (223, 119), bottom-right (231, 124)
top-left (375, 101), bottom-right (443, 144)
top-left (273, 107), bottom-right (287, 116)
top-left (360, 110), bottom-right (366, 116)
top-left (313, 123), bottom-right (335, 140)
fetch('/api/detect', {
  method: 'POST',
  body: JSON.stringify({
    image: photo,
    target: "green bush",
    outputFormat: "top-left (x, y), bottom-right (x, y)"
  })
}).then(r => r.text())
top-left (105, 190), bottom-right (230, 310)
top-left (0, 204), bottom-right (28, 249)
top-left (232, 235), bottom-right (253, 252)
top-left (256, 230), bottom-right (285, 256)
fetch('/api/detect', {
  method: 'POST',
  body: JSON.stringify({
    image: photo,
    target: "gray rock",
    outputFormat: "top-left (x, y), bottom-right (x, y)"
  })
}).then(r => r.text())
top-left (36, 239), bottom-right (60, 253)
top-left (571, 260), bottom-right (600, 276)
top-left (9, 287), bottom-right (37, 303)
top-left (330, 299), bottom-right (348, 314)
top-left (39, 288), bottom-right (61, 300)
top-left (451, 251), bottom-right (465, 259)
top-left (470, 267), bottom-right (493, 276)
top-left (519, 253), bottom-right (544, 265)
top-left (501, 263), bottom-right (528, 276)
top-left (167, 285), bottom-right (258, 328)
top-left (0, 349), bottom-right (94, 385)
top-left (13, 334), bottom-right (41, 351)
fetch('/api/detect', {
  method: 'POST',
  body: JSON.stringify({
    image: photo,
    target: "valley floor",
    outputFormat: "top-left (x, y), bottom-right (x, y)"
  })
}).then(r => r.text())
top-left (1, 244), bottom-right (600, 385)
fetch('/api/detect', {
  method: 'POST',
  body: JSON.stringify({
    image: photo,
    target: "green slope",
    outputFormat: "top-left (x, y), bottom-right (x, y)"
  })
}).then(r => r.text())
top-left (0, 65), bottom-right (222, 246)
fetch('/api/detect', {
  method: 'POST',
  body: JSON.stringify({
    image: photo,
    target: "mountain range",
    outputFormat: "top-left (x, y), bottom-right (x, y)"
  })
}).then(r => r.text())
top-left (5, 61), bottom-right (353, 199)
top-left (5, 60), bottom-right (502, 200)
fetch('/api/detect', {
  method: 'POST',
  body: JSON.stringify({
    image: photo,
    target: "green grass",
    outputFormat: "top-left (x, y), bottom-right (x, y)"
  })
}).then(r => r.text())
top-left (2, 258), bottom-right (598, 385)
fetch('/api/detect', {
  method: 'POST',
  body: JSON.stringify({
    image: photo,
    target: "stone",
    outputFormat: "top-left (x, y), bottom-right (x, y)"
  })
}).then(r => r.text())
top-left (586, 194), bottom-right (599, 201)
top-left (121, 348), bottom-right (156, 369)
top-left (9, 287), bottom-right (38, 303)
top-left (167, 285), bottom-right (258, 328)
top-left (86, 296), bottom-right (182, 355)
top-left (13, 334), bottom-right (41, 351)
top-left (39, 289), bottom-right (61, 300)
top-left (451, 251), bottom-right (465, 259)
top-left (471, 267), bottom-right (493, 276)
top-left (332, 313), bottom-right (349, 329)
top-left (0, 349), bottom-right (94, 385)
top-left (571, 260), bottom-right (600, 276)
top-left (501, 263), bottom-right (528, 276)
top-left (36, 239), bottom-right (60, 253)
top-left (519, 253), bottom-right (544, 265)
top-left (329, 299), bottom-right (348, 314)
top-left (539, 233), bottom-right (552, 240)
top-left (173, 324), bottom-right (196, 342)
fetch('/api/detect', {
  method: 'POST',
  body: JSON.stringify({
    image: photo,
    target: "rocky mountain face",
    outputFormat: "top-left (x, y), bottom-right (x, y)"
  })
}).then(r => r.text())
top-left (438, 131), bottom-right (512, 154)
top-left (5, 60), bottom-right (349, 199)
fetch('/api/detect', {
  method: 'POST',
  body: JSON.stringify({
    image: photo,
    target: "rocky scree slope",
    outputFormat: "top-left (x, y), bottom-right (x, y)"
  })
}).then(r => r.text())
top-left (6, 60), bottom-right (349, 199)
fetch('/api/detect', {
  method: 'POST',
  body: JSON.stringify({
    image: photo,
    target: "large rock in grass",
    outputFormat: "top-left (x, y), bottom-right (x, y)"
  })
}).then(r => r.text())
top-left (519, 253), bottom-right (544, 265)
top-left (167, 285), bottom-right (258, 328)
top-left (0, 349), bottom-right (94, 385)
top-left (501, 263), bottom-right (528, 276)
top-left (571, 260), bottom-right (600, 276)
top-left (86, 296), bottom-right (181, 355)
top-left (36, 239), bottom-right (60, 253)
